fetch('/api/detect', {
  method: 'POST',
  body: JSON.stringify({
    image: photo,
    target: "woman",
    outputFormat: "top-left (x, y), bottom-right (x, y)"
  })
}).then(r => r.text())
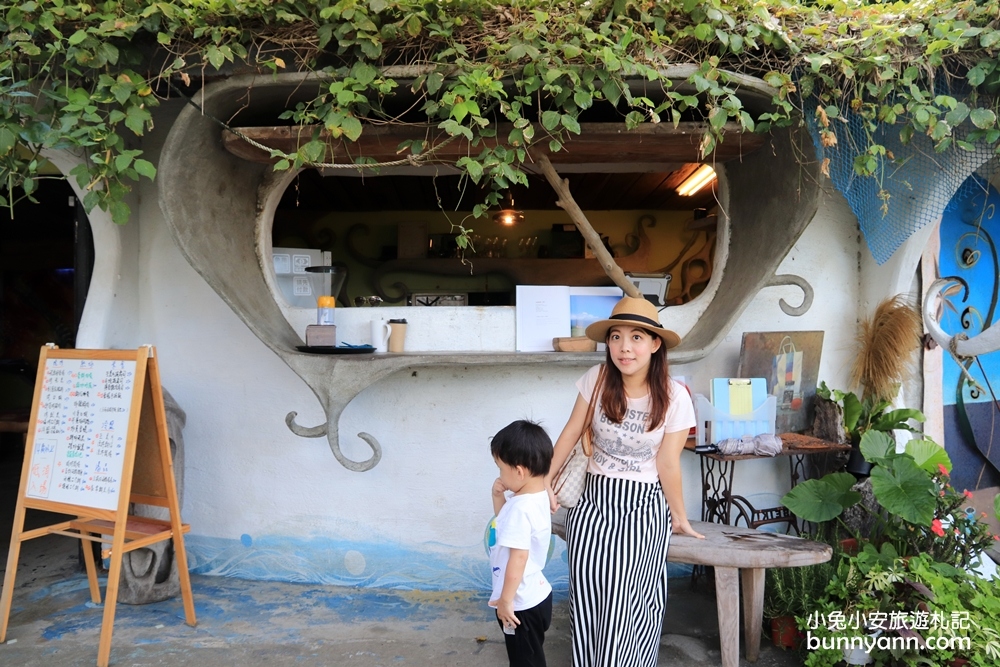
top-left (548, 296), bottom-right (704, 667)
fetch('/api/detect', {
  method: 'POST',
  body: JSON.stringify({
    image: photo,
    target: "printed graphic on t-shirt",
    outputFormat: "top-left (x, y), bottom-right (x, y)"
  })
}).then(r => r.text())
top-left (593, 434), bottom-right (655, 472)
top-left (593, 409), bottom-right (656, 473)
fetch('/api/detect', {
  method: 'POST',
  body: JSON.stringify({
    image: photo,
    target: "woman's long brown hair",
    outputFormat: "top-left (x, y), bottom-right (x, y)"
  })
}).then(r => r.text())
top-left (600, 329), bottom-right (671, 430)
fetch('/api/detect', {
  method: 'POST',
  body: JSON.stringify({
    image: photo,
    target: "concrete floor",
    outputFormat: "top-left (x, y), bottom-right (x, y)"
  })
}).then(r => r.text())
top-left (1, 441), bottom-right (805, 667)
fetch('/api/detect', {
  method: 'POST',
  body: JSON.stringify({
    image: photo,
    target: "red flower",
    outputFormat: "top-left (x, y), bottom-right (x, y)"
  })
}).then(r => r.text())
top-left (964, 489), bottom-right (973, 498)
top-left (931, 519), bottom-right (945, 537)
top-left (938, 464), bottom-right (950, 476)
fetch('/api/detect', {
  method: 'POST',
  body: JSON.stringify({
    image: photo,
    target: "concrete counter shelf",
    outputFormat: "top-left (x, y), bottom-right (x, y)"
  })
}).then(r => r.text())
top-left (281, 348), bottom-right (717, 472)
top-left (283, 350), bottom-right (605, 472)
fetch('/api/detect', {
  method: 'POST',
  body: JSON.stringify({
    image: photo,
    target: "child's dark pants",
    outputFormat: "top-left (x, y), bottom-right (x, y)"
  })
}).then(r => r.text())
top-left (496, 592), bottom-right (553, 667)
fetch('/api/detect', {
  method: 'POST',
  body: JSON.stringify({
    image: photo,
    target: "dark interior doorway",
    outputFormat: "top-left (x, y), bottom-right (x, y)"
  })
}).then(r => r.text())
top-left (1, 178), bottom-right (94, 410)
top-left (1, 178), bottom-right (94, 570)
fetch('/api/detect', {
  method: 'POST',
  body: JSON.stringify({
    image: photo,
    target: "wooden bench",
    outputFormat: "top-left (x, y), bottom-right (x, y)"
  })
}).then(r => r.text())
top-left (552, 515), bottom-right (831, 667)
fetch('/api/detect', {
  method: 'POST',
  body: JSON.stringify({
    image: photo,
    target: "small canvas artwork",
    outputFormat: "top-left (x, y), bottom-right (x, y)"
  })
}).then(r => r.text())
top-left (737, 331), bottom-right (825, 434)
top-left (569, 287), bottom-right (622, 337)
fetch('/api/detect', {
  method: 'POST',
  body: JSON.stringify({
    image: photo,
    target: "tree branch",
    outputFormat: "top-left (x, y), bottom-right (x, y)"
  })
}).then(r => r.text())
top-left (534, 154), bottom-right (642, 298)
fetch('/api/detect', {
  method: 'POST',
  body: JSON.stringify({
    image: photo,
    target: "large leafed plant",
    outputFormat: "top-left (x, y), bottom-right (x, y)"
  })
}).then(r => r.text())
top-left (782, 430), bottom-right (997, 569)
top-left (1, 0), bottom-right (999, 223)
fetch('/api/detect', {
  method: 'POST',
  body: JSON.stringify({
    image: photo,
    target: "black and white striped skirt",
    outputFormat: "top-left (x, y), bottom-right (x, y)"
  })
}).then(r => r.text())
top-left (565, 473), bottom-right (671, 667)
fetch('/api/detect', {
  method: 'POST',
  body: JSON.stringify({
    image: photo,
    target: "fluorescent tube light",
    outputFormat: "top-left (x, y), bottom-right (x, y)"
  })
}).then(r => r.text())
top-left (676, 165), bottom-right (717, 196)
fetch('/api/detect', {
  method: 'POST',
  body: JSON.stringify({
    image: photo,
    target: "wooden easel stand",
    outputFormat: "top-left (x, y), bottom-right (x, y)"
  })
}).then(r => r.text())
top-left (0, 346), bottom-right (196, 667)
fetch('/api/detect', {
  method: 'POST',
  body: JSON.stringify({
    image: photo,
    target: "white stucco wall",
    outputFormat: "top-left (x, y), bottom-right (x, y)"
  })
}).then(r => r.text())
top-left (40, 150), bottom-right (141, 349)
top-left (75, 103), bottom-right (865, 589)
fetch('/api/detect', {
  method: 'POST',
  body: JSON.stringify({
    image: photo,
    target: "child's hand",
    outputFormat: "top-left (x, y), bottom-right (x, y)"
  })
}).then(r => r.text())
top-left (492, 477), bottom-right (508, 498)
top-left (546, 484), bottom-right (559, 514)
top-left (494, 598), bottom-right (520, 631)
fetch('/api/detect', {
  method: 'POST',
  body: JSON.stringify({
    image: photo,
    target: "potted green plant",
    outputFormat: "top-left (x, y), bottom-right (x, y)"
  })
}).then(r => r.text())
top-left (850, 551), bottom-right (1000, 667)
top-left (815, 382), bottom-right (925, 477)
top-left (803, 551), bottom-right (1000, 667)
top-left (763, 562), bottom-right (834, 648)
top-left (784, 432), bottom-right (1000, 663)
top-left (781, 430), bottom-right (995, 564)
top-left (811, 543), bottom-right (935, 666)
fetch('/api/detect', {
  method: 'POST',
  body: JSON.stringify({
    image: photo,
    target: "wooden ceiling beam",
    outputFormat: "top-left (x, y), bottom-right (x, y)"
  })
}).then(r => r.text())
top-left (222, 122), bottom-right (763, 167)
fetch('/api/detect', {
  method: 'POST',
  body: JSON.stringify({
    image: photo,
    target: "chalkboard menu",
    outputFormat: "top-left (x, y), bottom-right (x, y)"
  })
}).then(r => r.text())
top-left (25, 357), bottom-right (137, 511)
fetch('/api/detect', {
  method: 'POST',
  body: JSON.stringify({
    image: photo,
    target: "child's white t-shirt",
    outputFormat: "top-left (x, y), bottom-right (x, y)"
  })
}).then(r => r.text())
top-left (576, 364), bottom-right (696, 484)
top-left (489, 490), bottom-right (552, 611)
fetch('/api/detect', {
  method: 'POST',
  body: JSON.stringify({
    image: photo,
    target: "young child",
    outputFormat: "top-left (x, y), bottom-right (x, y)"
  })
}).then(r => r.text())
top-left (488, 420), bottom-right (554, 667)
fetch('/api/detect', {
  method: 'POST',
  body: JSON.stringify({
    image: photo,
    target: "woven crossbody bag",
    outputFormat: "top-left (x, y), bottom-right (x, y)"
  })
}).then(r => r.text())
top-left (552, 364), bottom-right (605, 508)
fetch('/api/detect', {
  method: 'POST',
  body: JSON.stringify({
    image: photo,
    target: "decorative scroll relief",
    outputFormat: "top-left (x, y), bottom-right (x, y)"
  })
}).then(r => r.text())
top-left (28, 358), bottom-right (136, 510)
top-left (764, 274), bottom-right (814, 317)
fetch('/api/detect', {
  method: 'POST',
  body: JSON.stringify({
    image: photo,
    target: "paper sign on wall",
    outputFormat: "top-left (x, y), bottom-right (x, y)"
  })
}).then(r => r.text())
top-left (515, 286), bottom-right (571, 351)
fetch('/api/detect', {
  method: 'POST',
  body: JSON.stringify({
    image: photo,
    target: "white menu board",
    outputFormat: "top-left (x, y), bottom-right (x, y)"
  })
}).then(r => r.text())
top-left (26, 357), bottom-right (137, 511)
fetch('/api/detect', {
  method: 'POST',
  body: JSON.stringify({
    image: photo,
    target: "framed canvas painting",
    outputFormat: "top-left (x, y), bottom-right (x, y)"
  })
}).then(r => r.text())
top-left (737, 331), bottom-right (825, 434)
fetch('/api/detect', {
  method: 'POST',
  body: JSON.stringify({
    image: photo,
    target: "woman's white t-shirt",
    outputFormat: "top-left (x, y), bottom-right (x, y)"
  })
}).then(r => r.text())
top-left (576, 364), bottom-right (696, 484)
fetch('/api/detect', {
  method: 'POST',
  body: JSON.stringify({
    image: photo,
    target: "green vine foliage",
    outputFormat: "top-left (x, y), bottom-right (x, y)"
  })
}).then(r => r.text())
top-left (1, 0), bottom-right (999, 224)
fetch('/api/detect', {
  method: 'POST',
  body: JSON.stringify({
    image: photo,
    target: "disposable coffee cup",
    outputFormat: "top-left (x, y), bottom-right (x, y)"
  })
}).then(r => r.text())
top-left (388, 318), bottom-right (407, 353)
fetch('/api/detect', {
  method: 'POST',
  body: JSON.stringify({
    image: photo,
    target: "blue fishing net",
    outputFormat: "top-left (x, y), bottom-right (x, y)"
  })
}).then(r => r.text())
top-left (806, 100), bottom-right (998, 264)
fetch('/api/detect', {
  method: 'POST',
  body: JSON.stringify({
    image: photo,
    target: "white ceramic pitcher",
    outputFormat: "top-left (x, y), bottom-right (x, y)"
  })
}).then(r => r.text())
top-left (370, 319), bottom-right (391, 353)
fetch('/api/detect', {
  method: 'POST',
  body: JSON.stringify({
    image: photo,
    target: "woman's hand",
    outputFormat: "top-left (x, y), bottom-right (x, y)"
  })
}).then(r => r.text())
top-left (546, 483), bottom-right (559, 514)
top-left (673, 518), bottom-right (705, 539)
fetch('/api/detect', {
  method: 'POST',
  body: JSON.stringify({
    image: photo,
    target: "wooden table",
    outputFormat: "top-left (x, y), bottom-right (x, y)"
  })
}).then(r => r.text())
top-left (697, 433), bottom-right (851, 530)
top-left (672, 522), bottom-right (831, 667)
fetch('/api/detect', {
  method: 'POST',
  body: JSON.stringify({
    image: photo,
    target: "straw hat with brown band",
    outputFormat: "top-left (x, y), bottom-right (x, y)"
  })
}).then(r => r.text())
top-left (583, 296), bottom-right (682, 349)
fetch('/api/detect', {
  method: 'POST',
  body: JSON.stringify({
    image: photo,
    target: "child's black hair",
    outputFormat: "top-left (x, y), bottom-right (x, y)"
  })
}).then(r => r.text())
top-left (490, 420), bottom-right (552, 477)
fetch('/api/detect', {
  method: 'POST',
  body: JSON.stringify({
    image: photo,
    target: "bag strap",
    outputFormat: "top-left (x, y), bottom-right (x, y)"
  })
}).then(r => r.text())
top-left (581, 364), bottom-right (605, 457)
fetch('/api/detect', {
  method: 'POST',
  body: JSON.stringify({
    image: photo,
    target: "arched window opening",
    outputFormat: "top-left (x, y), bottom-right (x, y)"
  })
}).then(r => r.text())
top-left (270, 165), bottom-right (721, 310)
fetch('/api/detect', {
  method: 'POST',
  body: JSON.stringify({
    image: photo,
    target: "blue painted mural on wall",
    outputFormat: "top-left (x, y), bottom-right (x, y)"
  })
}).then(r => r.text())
top-left (939, 176), bottom-right (1000, 492)
top-left (185, 530), bottom-right (690, 591)
top-left (185, 533), bottom-right (566, 591)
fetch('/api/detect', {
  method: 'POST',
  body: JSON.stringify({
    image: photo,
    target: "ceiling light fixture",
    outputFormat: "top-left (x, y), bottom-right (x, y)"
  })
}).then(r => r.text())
top-left (492, 195), bottom-right (524, 226)
top-left (676, 165), bottom-right (717, 196)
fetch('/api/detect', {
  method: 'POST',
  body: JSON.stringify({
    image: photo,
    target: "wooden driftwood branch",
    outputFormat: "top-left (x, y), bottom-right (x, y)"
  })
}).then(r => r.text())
top-left (535, 154), bottom-right (642, 298)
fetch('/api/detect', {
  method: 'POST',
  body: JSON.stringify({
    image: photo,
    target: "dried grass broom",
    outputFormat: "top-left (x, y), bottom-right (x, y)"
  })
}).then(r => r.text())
top-left (849, 295), bottom-right (923, 403)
